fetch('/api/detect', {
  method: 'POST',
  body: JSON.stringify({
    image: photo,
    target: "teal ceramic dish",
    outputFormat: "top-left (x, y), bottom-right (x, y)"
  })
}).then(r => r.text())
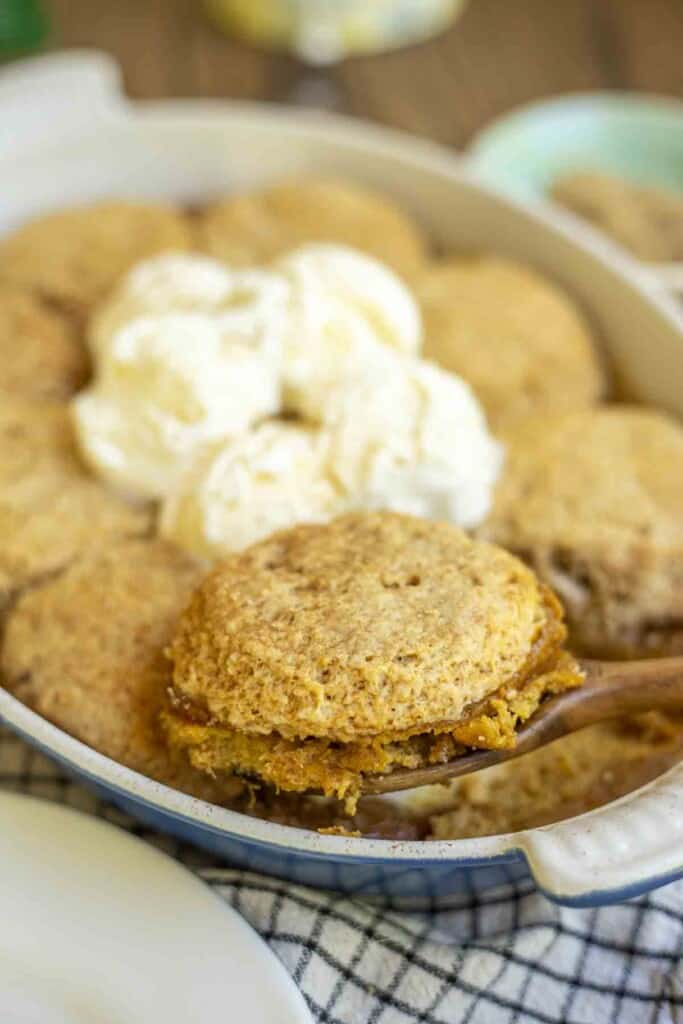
top-left (468, 92), bottom-right (683, 203)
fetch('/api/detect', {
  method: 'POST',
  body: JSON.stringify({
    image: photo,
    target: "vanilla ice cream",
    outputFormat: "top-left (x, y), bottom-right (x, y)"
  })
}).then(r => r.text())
top-left (76, 242), bottom-right (501, 541)
top-left (161, 421), bottom-right (342, 558)
top-left (90, 253), bottom-right (289, 357)
top-left (73, 312), bottom-right (280, 498)
top-left (276, 243), bottom-right (422, 419)
top-left (320, 359), bottom-right (503, 527)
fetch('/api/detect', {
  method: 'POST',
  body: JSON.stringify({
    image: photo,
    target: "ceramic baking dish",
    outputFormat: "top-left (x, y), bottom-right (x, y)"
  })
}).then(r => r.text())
top-left (1, 51), bottom-right (681, 909)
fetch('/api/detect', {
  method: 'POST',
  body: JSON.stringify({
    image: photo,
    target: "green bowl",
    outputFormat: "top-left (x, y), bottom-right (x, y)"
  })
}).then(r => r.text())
top-left (468, 92), bottom-right (683, 202)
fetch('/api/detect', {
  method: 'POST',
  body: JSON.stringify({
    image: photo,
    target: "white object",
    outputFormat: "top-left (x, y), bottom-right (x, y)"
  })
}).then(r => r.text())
top-left (78, 254), bottom-right (289, 499)
top-left (89, 252), bottom-right (236, 354)
top-left (74, 313), bottom-right (281, 499)
top-left (91, 254), bottom-right (289, 356)
top-left (0, 791), bottom-right (311, 1024)
top-left (161, 420), bottom-right (342, 557)
top-left (80, 236), bottom-right (492, 534)
top-left (321, 359), bottom-right (503, 527)
top-left (0, 52), bottom-right (682, 905)
top-left (277, 243), bottom-right (422, 419)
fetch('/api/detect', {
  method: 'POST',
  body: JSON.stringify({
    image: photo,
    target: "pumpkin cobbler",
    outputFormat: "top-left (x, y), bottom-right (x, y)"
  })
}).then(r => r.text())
top-left (0, 179), bottom-right (679, 841)
top-left (164, 512), bottom-right (583, 809)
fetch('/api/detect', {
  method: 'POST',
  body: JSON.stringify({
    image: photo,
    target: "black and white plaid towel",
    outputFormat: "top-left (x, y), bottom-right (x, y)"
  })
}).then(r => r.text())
top-left (2, 726), bottom-right (682, 1024)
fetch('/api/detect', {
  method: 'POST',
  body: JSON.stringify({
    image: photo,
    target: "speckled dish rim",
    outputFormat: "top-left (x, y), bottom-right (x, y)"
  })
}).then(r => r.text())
top-left (1, 690), bottom-right (682, 906)
top-left (0, 51), bottom-right (682, 907)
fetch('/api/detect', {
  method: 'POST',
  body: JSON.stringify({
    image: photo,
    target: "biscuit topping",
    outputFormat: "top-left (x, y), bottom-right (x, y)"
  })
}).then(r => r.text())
top-left (165, 512), bottom-right (581, 809)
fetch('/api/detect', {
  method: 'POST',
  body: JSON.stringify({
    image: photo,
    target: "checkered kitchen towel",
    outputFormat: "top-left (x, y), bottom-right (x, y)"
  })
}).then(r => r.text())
top-left (2, 726), bottom-right (682, 1024)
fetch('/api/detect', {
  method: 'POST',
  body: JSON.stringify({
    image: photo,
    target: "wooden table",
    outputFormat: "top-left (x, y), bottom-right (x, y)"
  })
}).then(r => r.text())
top-left (47, 0), bottom-right (683, 147)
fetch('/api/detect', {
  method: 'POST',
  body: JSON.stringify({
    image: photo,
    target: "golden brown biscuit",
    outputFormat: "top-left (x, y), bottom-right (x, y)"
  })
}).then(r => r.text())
top-left (198, 178), bottom-right (429, 279)
top-left (0, 201), bottom-right (192, 318)
top-left (166, 512), bottom-right (581, 807)
top-left (429, 714), bottom-right (682, 839)
top-left (417, 257), bottom-right (605, 430)
top-left (1, 539), bottom-right (240, 801)
top-left (481, 407), bottom-right (683, 658)
top-left (552, 171), bottom-right (683, 262)
top-left (0, 398), bottom-right (150, 602)
top-left (0, 284), bottom-right (89, 400)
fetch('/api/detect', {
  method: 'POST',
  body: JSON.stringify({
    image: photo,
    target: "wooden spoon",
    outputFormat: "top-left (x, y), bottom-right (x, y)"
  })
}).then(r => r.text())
top-left (361, 656), bottom-right (683, 796)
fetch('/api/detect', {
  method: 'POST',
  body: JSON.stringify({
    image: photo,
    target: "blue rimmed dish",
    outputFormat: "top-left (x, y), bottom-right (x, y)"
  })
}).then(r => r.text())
top-left (0, 52), bottom-right (682, 909)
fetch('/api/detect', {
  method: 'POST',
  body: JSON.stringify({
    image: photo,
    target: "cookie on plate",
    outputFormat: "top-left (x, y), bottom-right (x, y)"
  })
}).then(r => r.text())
top-left (1, 539), bottom-right (240, 801)
top-left (481, 406), bottom-right (683, 658)
top-left (0, 284), bottom-right (89, 400)
top-left (417, 256), bottom-right (605, 430)
top-left (198, 178), bottom-right (429, 279)
top-left (0, 201), bottom-right (193, 318)
top-left (0, 398), bottom-right (150, 603)
top-left (164, 511), bottom-right (582, 810)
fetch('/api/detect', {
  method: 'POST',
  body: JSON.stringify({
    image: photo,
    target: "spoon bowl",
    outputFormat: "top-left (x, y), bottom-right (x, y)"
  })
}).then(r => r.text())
top-left (362, 656), bottom-right (683, 795)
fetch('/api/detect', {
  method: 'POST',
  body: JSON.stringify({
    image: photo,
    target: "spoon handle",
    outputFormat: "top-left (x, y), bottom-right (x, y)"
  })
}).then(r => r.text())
top-left (566, 656), bottom-right (683, 730)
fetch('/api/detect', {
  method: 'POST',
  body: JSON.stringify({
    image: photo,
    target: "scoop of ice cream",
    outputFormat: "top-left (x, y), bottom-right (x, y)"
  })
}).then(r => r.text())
top-left (90, 253), bottom-right (289, 357)
top-left (276, 243), bottom-right (422, 419)
top-left (76, 243), bottom-right (499, 539)
top-left (213, 269), bottom-right (290, 351)
top-left (320, 358), bottom-right (503, 528)
top-left (160, 421), bottom-right (342, 558)
top-left (73, 313), bottom-right (280, 498)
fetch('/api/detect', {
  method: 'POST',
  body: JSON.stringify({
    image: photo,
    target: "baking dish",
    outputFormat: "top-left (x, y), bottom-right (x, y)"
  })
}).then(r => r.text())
top-left (0, 51), bottom-right (681, 908)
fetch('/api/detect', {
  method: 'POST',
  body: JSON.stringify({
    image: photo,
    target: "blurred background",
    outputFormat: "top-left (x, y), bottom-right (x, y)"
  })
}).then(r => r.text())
top-left (2, 0), bottom-right (682, 145)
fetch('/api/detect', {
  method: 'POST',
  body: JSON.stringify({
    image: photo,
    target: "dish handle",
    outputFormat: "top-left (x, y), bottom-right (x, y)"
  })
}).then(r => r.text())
top-left (0, 50), bottom-right (127, 161)
top-left (516, 761), bottom-right (683, 905)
